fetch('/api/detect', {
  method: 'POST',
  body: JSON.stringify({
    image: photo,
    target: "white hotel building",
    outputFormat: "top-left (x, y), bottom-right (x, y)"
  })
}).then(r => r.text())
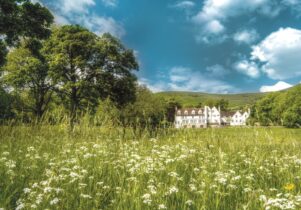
top-left (174, 106), bottom-right (250, 128)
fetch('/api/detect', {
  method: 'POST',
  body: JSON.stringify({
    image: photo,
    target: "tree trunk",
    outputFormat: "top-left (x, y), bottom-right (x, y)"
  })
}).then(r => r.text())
top-left (70, 87), bottom-right (78, 130)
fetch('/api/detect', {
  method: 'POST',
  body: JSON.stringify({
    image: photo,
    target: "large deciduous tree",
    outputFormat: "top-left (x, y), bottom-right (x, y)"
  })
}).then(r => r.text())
top-left (44, 25), bottom-right (138, 126)
top-left (4, 39), bottom-right (53, 118)
top-left (0, 0), bottom-right (53, 66)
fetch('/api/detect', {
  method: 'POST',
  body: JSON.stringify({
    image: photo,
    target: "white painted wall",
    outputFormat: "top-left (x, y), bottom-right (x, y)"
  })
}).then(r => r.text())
top-left (175, 107), bottom-right (250, 128)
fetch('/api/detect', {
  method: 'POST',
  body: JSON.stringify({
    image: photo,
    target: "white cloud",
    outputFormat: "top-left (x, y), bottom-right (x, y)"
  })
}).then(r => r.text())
top-left (138, 78), bottom-right (167, 93)
top-left (192, 0), bottom-right (301, 40)
top-left (173, 1), bottom-right (195, 9)
top-left (205, 20), bottom-right (225, 34)
top-left (48, 0), bottom-right (125, 38)
top-left (251, 27), bottom-right (301, 79)
top-left (192, 0), bottom-right (272, 26)
top-left (140, 66), bottom-right (236, 93)
top-left (235, 60), bottom-right (260, 78)
top-left (53, 13), bottom-right (70, 25)
top-left (79, 15), bottom-right (125, 37)
top-left (168, 67), bottom-right (235, 93)
top-left (101, 0), bottom-right (117, 7)
top-left (206, 64), bottom-right (229, 77)
top-left (233, 29), bottom-right (259, 44)
top-left (260, 81), bottom-right (293, 92)
top-left (59, 0), bottom-right (95, 13)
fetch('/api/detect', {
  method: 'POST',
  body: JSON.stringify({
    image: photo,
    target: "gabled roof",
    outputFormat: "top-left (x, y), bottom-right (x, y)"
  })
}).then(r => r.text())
top-left (176, 108), bottom-right (204, 116)
top-left (221, 111), bottom-right (236, 117)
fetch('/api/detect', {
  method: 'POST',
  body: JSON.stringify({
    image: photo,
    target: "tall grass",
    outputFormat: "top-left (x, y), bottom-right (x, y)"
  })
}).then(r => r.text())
top-left (0, 124), bottom-right (301, 209)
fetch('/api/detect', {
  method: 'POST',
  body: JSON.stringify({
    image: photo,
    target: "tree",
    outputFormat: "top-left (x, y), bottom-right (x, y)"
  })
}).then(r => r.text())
top-left (204, 99), bottom-right (216, 107)
top-left (215, 99), bottom-right (229, 111)
top-left (95, 33), bottom-right (139, 108)
top-left (252, 84), bottom-right (301, 127)
top-left (122, 86), bottom-right (166, 136)
top-left (0, 0), bottom-right (53, 66)
top-left (0, 87), bottom-right (14, 120)
top-left (196, 102), bottom-right (203, 108)
top-left (255, 93), bottom-right (278, 126)
top-left (4, 39), bottom-right (53, 118)
top-left (283, 106), bottom-right (301, 128)
top-left (165, 98), bottom-right (182, 123)
top-left (44, 25), bottom-right (138, 126)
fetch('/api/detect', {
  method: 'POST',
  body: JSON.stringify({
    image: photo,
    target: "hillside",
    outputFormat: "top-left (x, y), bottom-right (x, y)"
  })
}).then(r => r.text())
top-left (157, 91), bottom-right (266, 108)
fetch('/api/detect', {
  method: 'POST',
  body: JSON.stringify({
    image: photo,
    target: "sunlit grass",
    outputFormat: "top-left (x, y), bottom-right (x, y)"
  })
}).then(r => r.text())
top-left (0, 126), bottom-right (301, 209)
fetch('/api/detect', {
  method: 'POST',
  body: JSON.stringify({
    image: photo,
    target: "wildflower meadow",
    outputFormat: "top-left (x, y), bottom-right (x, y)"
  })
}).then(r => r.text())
top-left (1, 126), bottom-right (301, 210)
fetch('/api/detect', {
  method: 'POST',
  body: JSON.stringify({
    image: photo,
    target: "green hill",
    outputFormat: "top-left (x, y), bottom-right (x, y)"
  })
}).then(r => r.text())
top-left (157, 91), bottom-right (266, 108)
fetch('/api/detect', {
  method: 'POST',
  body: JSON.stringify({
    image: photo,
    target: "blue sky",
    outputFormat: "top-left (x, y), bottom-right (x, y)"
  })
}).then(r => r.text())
top-left (39, 0), bottom-right (301, 93)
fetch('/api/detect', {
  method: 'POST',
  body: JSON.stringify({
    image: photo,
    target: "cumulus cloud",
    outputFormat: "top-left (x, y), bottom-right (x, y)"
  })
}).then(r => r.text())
top-left (204, 20), bottom-right (225, 34)
top-left (47, 0), bottom-right (125, 38)
top-left (251, 27), bottom-right (301, 80)
top-left (139, 66), bottom-right (236, 93)
top-left (193, 0), bottom-right (272, 30)
top-left (59, 0), bottom-right (95, 13)
top-left (173, 1), bottom-right (195, 9)
top-left (233, 29), bottom-right (259, 44)
top-left (138, 78), bottom-right (167, 93)
top-left (206, 64), bottom-right (229, 77)
top-left (78, 15), bottom-right (125, 37)
top-left (260, 81), bottom-right (293, 92)
top-left (235, 60), bottom-right (260, 78)
top-left (101, 0), bottom-right (117, 7)
top-left (191, 0), bottom-right (301, 43)
top-left (53, 13), bottom-right (70, 25)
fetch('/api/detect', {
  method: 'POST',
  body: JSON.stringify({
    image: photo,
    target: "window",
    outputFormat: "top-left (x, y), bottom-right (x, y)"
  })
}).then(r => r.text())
top-left (177, 110), bottom-right (181, 115)
top-left (184, 110), bottom-right (188, 115)
top-left (192, 110), bottom-right (195, 115)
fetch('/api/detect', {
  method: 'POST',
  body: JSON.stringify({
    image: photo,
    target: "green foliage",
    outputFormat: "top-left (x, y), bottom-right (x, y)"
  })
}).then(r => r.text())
top-left (122, 86), bottom-right (167, 136)
top-left (252, 84), bottom-right (301, 128)
top-left (0, 0), bottom-right (53, 66)
top-left (165, 98), bottom-right (182, 123)
top-left (4, 39), bottom-right (53, 118)
top-left (0, 87), bottom-right (14, 120)
top-left (44, 26), bottom-right (138, 126)
top-left (96, 33), bottom-right (139, 108)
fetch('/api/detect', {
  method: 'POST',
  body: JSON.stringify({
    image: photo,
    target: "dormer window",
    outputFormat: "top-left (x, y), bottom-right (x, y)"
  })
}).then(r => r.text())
top-left (198, 109), bottom-right (202, 114)
top-left (191, 110), bottom-right (195, 115)
top-left (184, 110), bottom-right (188, 115)
top-left (177, 110), bottom-right (181, 115)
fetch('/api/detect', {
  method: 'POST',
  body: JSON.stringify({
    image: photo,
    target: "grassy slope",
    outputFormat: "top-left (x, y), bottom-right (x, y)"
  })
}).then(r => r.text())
top-left (157, 91), bottom-right (266, 108)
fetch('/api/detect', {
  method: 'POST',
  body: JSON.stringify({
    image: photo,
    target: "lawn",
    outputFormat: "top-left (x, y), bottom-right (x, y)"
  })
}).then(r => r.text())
top-left (1, 126), bottom-right (301, 210)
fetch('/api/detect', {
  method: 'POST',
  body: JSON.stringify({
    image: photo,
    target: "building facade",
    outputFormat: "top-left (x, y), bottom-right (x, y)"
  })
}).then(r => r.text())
top-left (175, 106), bottom-right (250, 128)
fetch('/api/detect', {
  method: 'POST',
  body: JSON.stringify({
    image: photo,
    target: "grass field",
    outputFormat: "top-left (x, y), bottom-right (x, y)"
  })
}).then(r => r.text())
top-left (157, 91), bottom-right (266, 108)
top-left (1, 126), bottom-right (301, 209)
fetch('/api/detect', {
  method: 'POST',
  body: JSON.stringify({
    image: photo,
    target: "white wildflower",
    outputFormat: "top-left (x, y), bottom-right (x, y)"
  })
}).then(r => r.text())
top-left (142, 193), bottom-right (152, 205)
top-left (185, 200), bottom-right (194, 206)
top-left (168, 186), bottom-right (179, 194)
top-left (158, 204), bottom-right (167, 209)
top-left (80, 194), bottom-right (92, 199)
top-left (50, 198), bottom-right (59, 205)
top-left (23, 188), bottom-right (31, 194)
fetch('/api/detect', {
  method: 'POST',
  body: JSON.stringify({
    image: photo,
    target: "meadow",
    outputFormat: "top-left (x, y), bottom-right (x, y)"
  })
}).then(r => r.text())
top-left (1, 126), bottom-right (301, 210)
